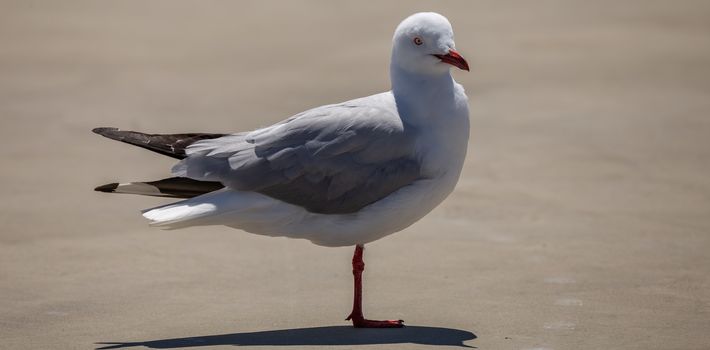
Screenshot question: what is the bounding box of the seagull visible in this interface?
[93,12,470,328]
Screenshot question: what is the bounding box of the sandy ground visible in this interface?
[1,1,710,349]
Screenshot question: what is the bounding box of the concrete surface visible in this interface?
[1,1,709,349]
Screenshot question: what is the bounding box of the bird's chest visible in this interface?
[395,82,470,178]
[415,111,469,179]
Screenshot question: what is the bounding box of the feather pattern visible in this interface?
[92,127,227,159]
[172,93,423,214]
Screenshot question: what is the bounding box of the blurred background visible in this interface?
[1,1,709,349]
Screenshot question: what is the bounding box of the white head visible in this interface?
[391,12,469,76]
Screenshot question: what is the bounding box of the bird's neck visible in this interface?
[390,65,456,126]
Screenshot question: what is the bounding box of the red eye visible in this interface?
[413,37,423,45]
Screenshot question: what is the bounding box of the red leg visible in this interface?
[345,245,404,328]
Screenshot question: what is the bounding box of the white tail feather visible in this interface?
[141,188,298,229]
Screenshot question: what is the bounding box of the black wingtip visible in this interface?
[92,127,119,136]
[94,183,119,193]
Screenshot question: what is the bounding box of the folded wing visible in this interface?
[173,96,422,214]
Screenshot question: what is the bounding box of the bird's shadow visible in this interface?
[95,325,477,349]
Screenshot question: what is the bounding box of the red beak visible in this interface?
[434,49,469,71]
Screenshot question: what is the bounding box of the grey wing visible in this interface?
[172,101,422,214]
